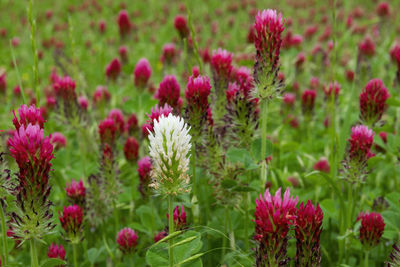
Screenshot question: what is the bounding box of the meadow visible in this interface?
[0,0,400,266]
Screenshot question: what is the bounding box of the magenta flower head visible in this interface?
[348,125,375,162]
[142,104,173,136]
[313,158,330,173]
[154,230,168,242]
[254,187,298,266]
[253,9,285,100]
[155,75,182,111]
[119,46,128,63]
[105,58,122,81]
[134,58,152,89]
[53,76,79,118]
[167,205,187,230]
[161,43,177,65]
[359,36,376,58]
[295,201,323,266]
[357,211,385,249]
[66,179,86,205]
[282,93,296,107]
[376,2,390,17]
[124,136,139,162]
[12,104,45,130]
[117,228,138,254]
[8,122,55,241]
[137,156,152,197]
[47,243,66,260]
[51,132,67,150]
[107,109,125,134]
[174,15,189,39]
[59,204,84,243]
[99,118,118,145]
[99,19,106,34]
[0,72,6,94]
[211,48,233,85]
[117,10,131,38]
[324,81,341,101]
[93,86,111,106]
[125,113,138,134]
[301,89,316,116]
[360,79,390,126]
[78,96,89,111]
[233,66,254,98]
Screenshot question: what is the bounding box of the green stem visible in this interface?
[113,201,120,234]
[260,101,268,185]
[243,192,250,252]
[28,0,39,104]
[168,195,174,267]
[0,205,8,266]
[227,208,235,250]
[73,243,78,267]
[364,250,369,267]
[221,208,228,263]
[30,239,39,267]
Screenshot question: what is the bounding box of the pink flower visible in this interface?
[295,52,305,68]
[301,90,316,115]
[0,73,6,94]
[348,125,375,162]
[185,75,212,113]
[324,81,341,100]
[211,48,233,81]
[78,96,89,110]
[359,36,376,57]
[124,137,139,162]
[376,2,390,17]
[99,20,106,33]
[59,205,84,238]
[142,104,173,136]
[117,10,131,38]
[66,179,86,205]
[98,118,118,144]
[155,75,182,111]
[283,93,296,107]
[107,109,125,134]
[174,15,189,38]
[51,132,67,150]
[379,131,388,144]
[47,243,66,260]
[254,187,298,265]
[93,86,111,105]
[53,76,76,102]
[357,211,385,249]
[134,58,152,89]
[12,104,45,130]
[232,66,254,98]
[154,230,168,242]
[119,46,128,63]
[161,43,177,65]
[116,228,138,254]
[313,158,330,173]
[105,58,122,81]
[295,201,323,266]
[167,205,187,230]
[138,156,152,182]
[360,79,390,125]
[125,113,138,134]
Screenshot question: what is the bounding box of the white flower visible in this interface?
[148,114,192,195]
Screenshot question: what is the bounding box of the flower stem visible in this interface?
[30,239,39,267]
[260,100,268,185]
[243,192,250,252]
[73,243,78,267]
[168,195,174,267]
[0,205,8,266]
[364,250,369,267]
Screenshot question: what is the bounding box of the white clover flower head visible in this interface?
[148,113,192,195]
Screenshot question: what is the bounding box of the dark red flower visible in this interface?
[116,228,138,254]
[155,75,181,111]
[174,15,189,38]
[185,74,212,113]
[357,211,385,249]
[98,118,118,144]
[59,205,84,238]
[348,125,375,162]
[47,243,66,260]
[66,179,86,205]
[105,58,122,81]
[134,58,152,89]
[360,79,390,125]
[12,104,45,130]
[167,205,187,230]
[359,36,376,57]
[124,137,139,162]
[142,104,173,136]
[313,158,330,173]
[301,90,316,115]
[117,10,131,38]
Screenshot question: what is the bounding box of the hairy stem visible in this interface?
[260,100,268,185]
[0,205,8,266]
[30,239,39,267]
[168,195,174,267]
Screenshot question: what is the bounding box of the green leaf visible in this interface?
[221,179,237,189]
[40,258,67,267]
[251,138,273,161]
[137,205,163,233]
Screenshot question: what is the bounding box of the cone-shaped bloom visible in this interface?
[252,9,285,100]
[8,122,55,241]
[137,156,152,197]
[125,113,138,134]
[360,79,390,126]
[93,86,111,105]
[161,43,176,65]
[324,81,341,100]
[254,187,298,266]
[185,75,212,113]
[99,118,118,145]
[116,228,138,254]
[12,104,45,130]
[117,10,131,38]
[78,96,89,111]
[119,46,128,63]
[348,125,375,162]
[295,201,323,267]
[134,58,152,89]
[59,205,84,243]
[124,137,139,162]
[174,15,189,39]
[107,109,125,134]
[0,73,6,94]
[142,104,173,136]
[359,36,376,58]
[155,75,182,111]
[376,2,390,17]
[66,179,86,205]
[313,158,330,173]
[47,243,66,260]
[357,211,385,249]
[148,114,191,195]
[211,48,233,81]
[105,58,122,81]
[51,132,66,150]
[167,205,187,230]
[53,76,76,101]
[301,90,316,116]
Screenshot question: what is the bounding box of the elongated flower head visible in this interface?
[313,158,330,173]
[0,73,6,94]
[211,48,233,80]
[59,204,84,242]
[390,43,400,69]
[105,58,122,81]
[301,90,316,115]
[359,36,376,57]
[174,15,189,38]
[137,156,152,197]
[47,243,66,260]
[51,132,66,150]
[117,10,131,38]
[93,86,111,105]
[324,81,341,100]
[233,66,254,98]
[167,205,187,230]
[117,228,138,254]
[254,187,298,266]
[156,75,182,111]
[360,79,390,126]
[126,113,138,134]
[53,76,76,101]
[66,179,86,205]
[142,104,173,136]
[78,96,89,111]
[107,109,125,134]
[148,114,191,196]
[99,118,118,145]
[377,2,390,17]
[283,93,295,107]
[124,137,139,162]
[348,125,375,162]
[134,58,152,89]
[161,43,176,65]
[13,104,45,130]
[119,46,128,63]
[357,211,385,249]
[295,201,323,266]
[185,74,212,114]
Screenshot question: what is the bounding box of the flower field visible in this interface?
[1,0,400,266]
